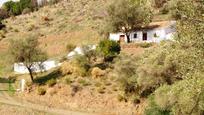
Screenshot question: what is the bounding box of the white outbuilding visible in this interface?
[67,45,96,59]
[14,60,60,74]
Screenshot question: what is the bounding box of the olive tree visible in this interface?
[104,0,153,42]
[10,36,47,82]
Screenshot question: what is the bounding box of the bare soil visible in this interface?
[15,83,147,115]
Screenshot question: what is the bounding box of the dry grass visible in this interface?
[0,0,107,75]
[39,28,99,57]
[0,103,49,115]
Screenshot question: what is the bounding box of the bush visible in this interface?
[20,0,33,10]
[153,0,167,8]
[70,85,81,96]
[97,39,120,59]
[66,44,75,52]
[137,42,154,48]
[132,95,140,105]
[71,55,91,76]
[114,53,139,95]
[0,9,9,20]
[46,79,57,87]
[22,8,31,14]
[65,77,72,85]
[117,94,127,102]
[91,67,105,78]
[97,86,106,94]
[77,78,90,86]
[145,96,171,115]
[37,87,46,95]
[60,61,76,75]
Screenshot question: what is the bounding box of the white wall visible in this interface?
[109,26,176,43]
[14,60,59,74]
[109,33,127,42]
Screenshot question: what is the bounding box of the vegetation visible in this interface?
[46,78,57,87]
[144,0,204,114]
[9,35,47,82]
[97,39,120,60]
[103,0,153,42]
[0,0,203,114]
[37,87,46,95]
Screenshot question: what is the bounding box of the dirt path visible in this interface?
[0,83,96,115]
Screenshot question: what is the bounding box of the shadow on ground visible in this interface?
[0,77,16,83]
[34,69,62,85]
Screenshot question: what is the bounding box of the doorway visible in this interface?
[143,32,147,41]
[119,35,125,42]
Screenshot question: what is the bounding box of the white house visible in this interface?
[109,21,176,43]
[14,60,61,74]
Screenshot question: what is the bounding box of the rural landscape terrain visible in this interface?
[0,0,203,115]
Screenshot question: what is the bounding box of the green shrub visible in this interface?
[46,79,57,87]
[77,78,90,86]
[66,44,75,52]
[117,94,127,102]
[131,95,140,105]
[97,86,106,94]
[71,55,91,76]
[145,96,171,115]
[114,53,139,95]
[97,39,120,59]
[94,82,102,87]
[20,0,33,10]
[65,77,72,85]
[37,87,46,95]
[137,42,153,48]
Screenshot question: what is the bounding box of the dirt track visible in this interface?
[0,83,95,115]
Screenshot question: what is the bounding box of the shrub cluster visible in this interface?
[37,87,46,95]
[46,79,57,87]
[97,39,120,61]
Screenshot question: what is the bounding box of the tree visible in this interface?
[20,0,33,11]
[104,0,153,42]
[97,39,120,60]
[2,1,21,16]
[9,36,47,82]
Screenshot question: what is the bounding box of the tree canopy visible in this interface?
[9,35,47,82]
[103,0,153,42]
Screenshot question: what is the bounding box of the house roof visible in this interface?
[134,21,176,31]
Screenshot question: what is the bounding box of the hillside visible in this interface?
[0,0,172,75]
[0,0,203,115]
[0,0,111,75]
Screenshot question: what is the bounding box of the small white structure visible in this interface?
[67,45,96,59]
[14,60,59,74]
[109,21,176,43]
[20,79,26,92]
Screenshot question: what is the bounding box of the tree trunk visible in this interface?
[126,33,130,43]
[27,67,34,82]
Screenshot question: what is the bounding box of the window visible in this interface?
[133,33,137,38]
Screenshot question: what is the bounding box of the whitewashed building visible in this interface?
[109,21,176,43]
[14,60,61,74]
